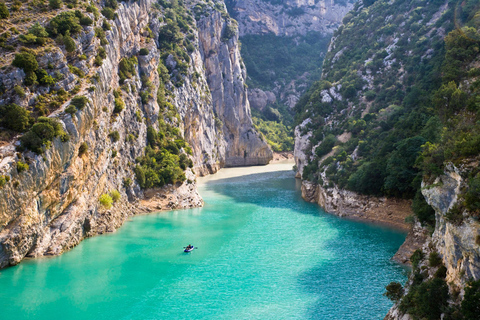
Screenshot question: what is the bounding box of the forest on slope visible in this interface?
[295,0,480,228]
[296,0,480,317]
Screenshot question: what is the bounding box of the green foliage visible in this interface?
[70,95,88,110]
[78,142,88,156]
[399,278,449,320]
[0,104,32,132]
[134,122,190,189]
[0,2,9,19]
[411,249,424,269]
[0,175,10,188]
[464,175,480,214]
[12,52,38,73]
[108,131,120,142]
[20,117,66,153]
[412,190,436,227]
[65,105,77,115]
[315,134,337,158]
[99,193,113,209]
[63,35,76,53]
[110,189,121,202]
[16,161,29,173]
[118,57,137,84]
[139,48,149,56]
[241,32,330,92]
[429,251,442,268]
[114,97,125,113]
[47,11,82,37]
[101,7,115,20]
[222,23,236,42]
[384,282,404,302]
[462,280,480,320]
[252,117,294,151]
[49,0,62,9]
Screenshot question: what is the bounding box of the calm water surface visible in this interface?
[0,164,407,319]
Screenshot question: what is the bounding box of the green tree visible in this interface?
[49,0,62,9]
[12,52,38,73]
[462,280,480,320]
[63,34,76,53]
[0,104,31,132]
[0,2,9,19]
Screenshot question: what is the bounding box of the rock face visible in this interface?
[0,0,271,268]
[228,0,353,36]
[301,179,411,231]
[385,162,480,319]
[423,164,480,287]
[198,9,272,167]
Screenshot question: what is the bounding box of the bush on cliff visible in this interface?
[99,193,113,209]
[0,104,33,132]
[20,117,67,153]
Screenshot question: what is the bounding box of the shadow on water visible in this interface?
[205,168,408,320]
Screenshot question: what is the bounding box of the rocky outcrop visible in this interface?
[0,0,271,268]
[248,88,276,111]
[422,164,480,287]
[197,8,272,167]
[301,180,411,231]
[229,0,353,36]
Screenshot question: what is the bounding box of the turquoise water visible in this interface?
[0,167,406,319]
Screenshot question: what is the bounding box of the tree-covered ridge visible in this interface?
[295,0,480,218]
[239,32,330,151]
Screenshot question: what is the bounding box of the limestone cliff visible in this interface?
[0,0,271,268]
[227,0,353,36]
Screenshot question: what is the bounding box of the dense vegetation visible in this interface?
[132,0,196,190]
[295,0,480,227]
[240,32,331,151]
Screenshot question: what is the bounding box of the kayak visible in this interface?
[184,246,195,252]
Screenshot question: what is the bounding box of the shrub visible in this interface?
[99,193,113,209]
[68,65,84,78]
[139,48,149,56]
[0,175,10,188]
[411,249,424,269]
[101,7,115,20]
[110,189,120,202]
[315,134,337,158]
[12,52,38,73]
[222,23,236,42]
[123,177,132,187]
[118,57,137,84]
[114,98,124,113]
[14,85,26,98]
[400,278,449,320]
[0,104,31,132]
[108,131,120,142]
[462,280,480,319]
[429,251,443,267]
[63,35,76,53]
[78,142,88,156]
[70,95,88,109]
[434,265,447,279]
[134,165,146,188]
[20,117,65,153]
[79,16,93,26]
[16,161,29,173]
[384,282,404,302]
[65,105,77,115]
[97,47,106,59]
[47,11,82,37]
[49,0,62,9]
[0,2,9,19]
[94,55,103,66]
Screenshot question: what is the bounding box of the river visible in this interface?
[0,162,406,319]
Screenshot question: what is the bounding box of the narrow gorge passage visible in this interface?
[0,163,406,319]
